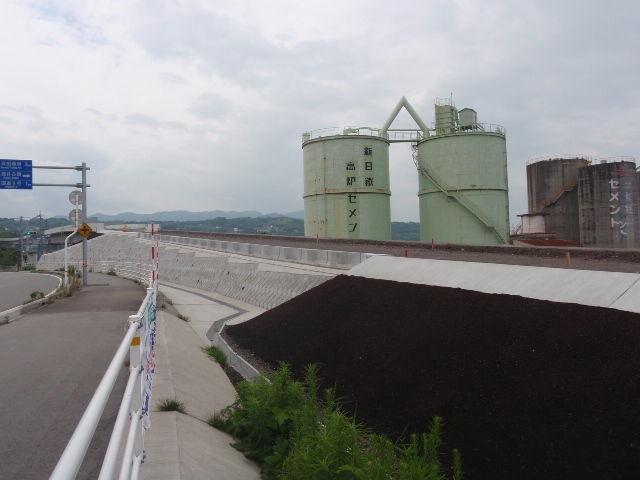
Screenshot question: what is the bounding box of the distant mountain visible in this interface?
[91,210,303,222]
[285,210,304,220]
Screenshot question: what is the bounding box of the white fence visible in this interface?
[50,277,157,480]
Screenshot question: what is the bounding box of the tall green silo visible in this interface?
[302,128,391,240]
[416,100,509,244]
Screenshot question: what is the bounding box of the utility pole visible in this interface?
[81,162,88,285]
[18,216,24,268]
[35,211,44,261]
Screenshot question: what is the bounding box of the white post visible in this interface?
[64,196,81,289]
[63,227,79,289]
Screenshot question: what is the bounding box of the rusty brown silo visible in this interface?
[526,155,591,243]
[578,158,639,248]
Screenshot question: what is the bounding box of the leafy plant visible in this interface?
[213,364,462,480]
[23,291,45,304]
[30,291,45,301]
[177,314,190,322]
[156,396,186,413]
[107,269,117,276]
[201,345,228,366]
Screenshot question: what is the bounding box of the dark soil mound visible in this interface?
[224,275,640,480]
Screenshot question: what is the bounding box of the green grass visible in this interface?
[206,412,228,430]
[212,364,462,480]
[156,396,186,413]
[201,345,228,366]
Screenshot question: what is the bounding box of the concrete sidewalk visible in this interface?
[143,283,264,479]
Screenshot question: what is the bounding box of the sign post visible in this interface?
[2,160,90,285]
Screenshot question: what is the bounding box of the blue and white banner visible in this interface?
[141,281,157,429]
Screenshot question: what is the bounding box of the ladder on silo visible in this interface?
[412,144,507,244]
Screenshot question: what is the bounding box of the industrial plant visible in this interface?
[520,156,640,248]
[303,97,639,249]
[302,96,509,245]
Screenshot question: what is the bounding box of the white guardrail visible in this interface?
[50,274,157,480]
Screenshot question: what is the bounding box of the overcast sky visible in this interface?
[1,0,638,227]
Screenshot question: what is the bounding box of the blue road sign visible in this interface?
[0,159,33,189]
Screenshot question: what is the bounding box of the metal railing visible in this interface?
[526,154,592,166]
[430,122,506,136]
[98,261,153,284]
[593,156,636,164]
[302,126,388,143]
[50,278,156,480]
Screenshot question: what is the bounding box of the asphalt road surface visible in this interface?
[0,272,62,312]
[0,273,146,480]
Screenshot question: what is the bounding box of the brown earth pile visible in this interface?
[224,275,640,480]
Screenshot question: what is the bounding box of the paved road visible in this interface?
[0,273,146,480]
[0,272,61,312]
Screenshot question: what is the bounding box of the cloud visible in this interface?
[125,114,188,131]
[1,0,639,231]
[189,93,231,120]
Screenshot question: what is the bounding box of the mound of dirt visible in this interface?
[224,275,640,480]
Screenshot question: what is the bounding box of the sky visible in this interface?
[0,0,639,228]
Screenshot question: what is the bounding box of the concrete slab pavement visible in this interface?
[158,282,265,344]
[143,283,263,479]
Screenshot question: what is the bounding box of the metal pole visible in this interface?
[19,216,23,268]
[82,162,88,286]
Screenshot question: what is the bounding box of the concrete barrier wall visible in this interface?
[142,233,372,269]
[36,233,336,311]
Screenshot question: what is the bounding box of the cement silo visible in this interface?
[578,159,639,248]
[526,155,591,244]
[416,99,509,245]
[302,128,392,240]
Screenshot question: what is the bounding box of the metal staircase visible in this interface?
[533,178,578,213]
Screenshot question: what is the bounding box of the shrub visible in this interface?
[30,291,45,301]
[214,364,462,480]
[23,291,45,304]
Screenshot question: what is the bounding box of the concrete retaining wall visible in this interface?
[347,256,640,313]
[36,233,338,310]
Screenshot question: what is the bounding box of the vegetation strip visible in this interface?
[211,364,462,480]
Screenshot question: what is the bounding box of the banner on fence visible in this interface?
[142,281,157,429]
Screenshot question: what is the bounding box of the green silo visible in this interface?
[416,100,509,244]
[302,128,391,240]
